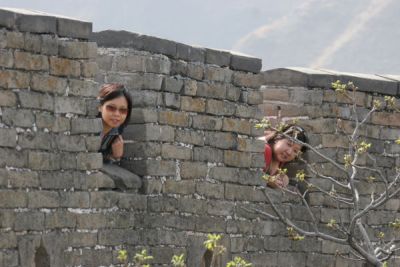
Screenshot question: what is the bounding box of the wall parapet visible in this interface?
[0,8,92,39]
[262,67,400,96]
[90,30,262,73]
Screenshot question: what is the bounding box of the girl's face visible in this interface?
[99,96,128,131]
[272,138,302,163]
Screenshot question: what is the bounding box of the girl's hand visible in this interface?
[111,135,124,159]
[267,174,289,189]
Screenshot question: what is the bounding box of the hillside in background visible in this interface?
[234,0,400,74]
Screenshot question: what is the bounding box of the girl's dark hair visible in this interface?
[97,83,133,130]
[268,124,308,152]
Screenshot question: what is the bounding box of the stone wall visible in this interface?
[0,7,399,267]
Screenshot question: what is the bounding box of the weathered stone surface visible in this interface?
[205,48,231,67]
[230,52,262,73]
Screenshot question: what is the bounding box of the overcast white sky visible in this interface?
[1,0,399,74]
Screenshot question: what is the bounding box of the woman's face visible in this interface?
[272,138,302,163]
[99,96,128,130]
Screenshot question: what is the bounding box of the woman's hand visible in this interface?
[111,135,124,159]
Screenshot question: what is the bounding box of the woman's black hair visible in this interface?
[97,83,133,130]
[268,124,308,152]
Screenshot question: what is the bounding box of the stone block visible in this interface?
[31,73,67,95]
[176,43,205,62]
[175,129,205,146]
[163,92,181,109]
[192,115,223,131]
[148,196,178,212]
[238,169,264,186]
[39,171,77,190]
[76,152,103,170]
[89,191,119,208]
[235,104,258,119]
[162,77,183,93]
[4,31,24,49]
[0,128,16,147]
[59,191,90,208]
[1,168,39,188]
[36,113,70,132]
[124,124,174,142]
[55,134,86,152]
[0,250,19,266]
[245,89,263,105]
[225,184,266,202]
[195,216,226,232]
[129,108,158,123]
[27,191,60,208]
[163,179,196,195]
[144,55,171,74]
[18,131,54,150]
[0,49,13,68]
[59,41,97,59]
[141,34,177,58]
[115,54,144,72]
[205,48,231,67]
[233,72,263,89]
[67,232,97,247]
[57,17,92,39]
[124,142,161,158]
[204,131,237,149]
[0,69,30,88]
[226,85,241,101]
[18,91,54,111]
[75,213,108,229]
[371,112,400,127]
[277,252,306,267]
[237,138,264,153]
[49,56,81,78]
[187,63,204,80]
[180,161,208,179]
[54,96,86,114]
[209,166,239,183]
[23,32,41,53]
[161,144,192,160]
[230,53,262,73]
[193,146,224,163]
[14,51,48,71]
[128,89,162,107]
[181,96,206,112]
[0,190,27,208]
[68,79,98,97]
[40,34,58,55]
[262,67,335,88]
[0,148,27,168]
[118,193,147,210]
[224,150,252,167]
[222,118,251,135]
[125,159,176,176]
[28,151,60,171]
[0,9,16,29]
[0,90,17,107]
[261,86,290,101]
[14,211,45,231]
[204,66,233,82]
[81,61,98,78]
[177,197,207,214]
[85,136,102,152]
[71,118,102,134]
[0,232,17,249]
[159,110,189,127]
[196,82,227,99]
[206,99,236,116]
[183,79,198,96]
[196,182,224,199]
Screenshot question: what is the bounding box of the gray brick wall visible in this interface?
[1,7,400,267]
